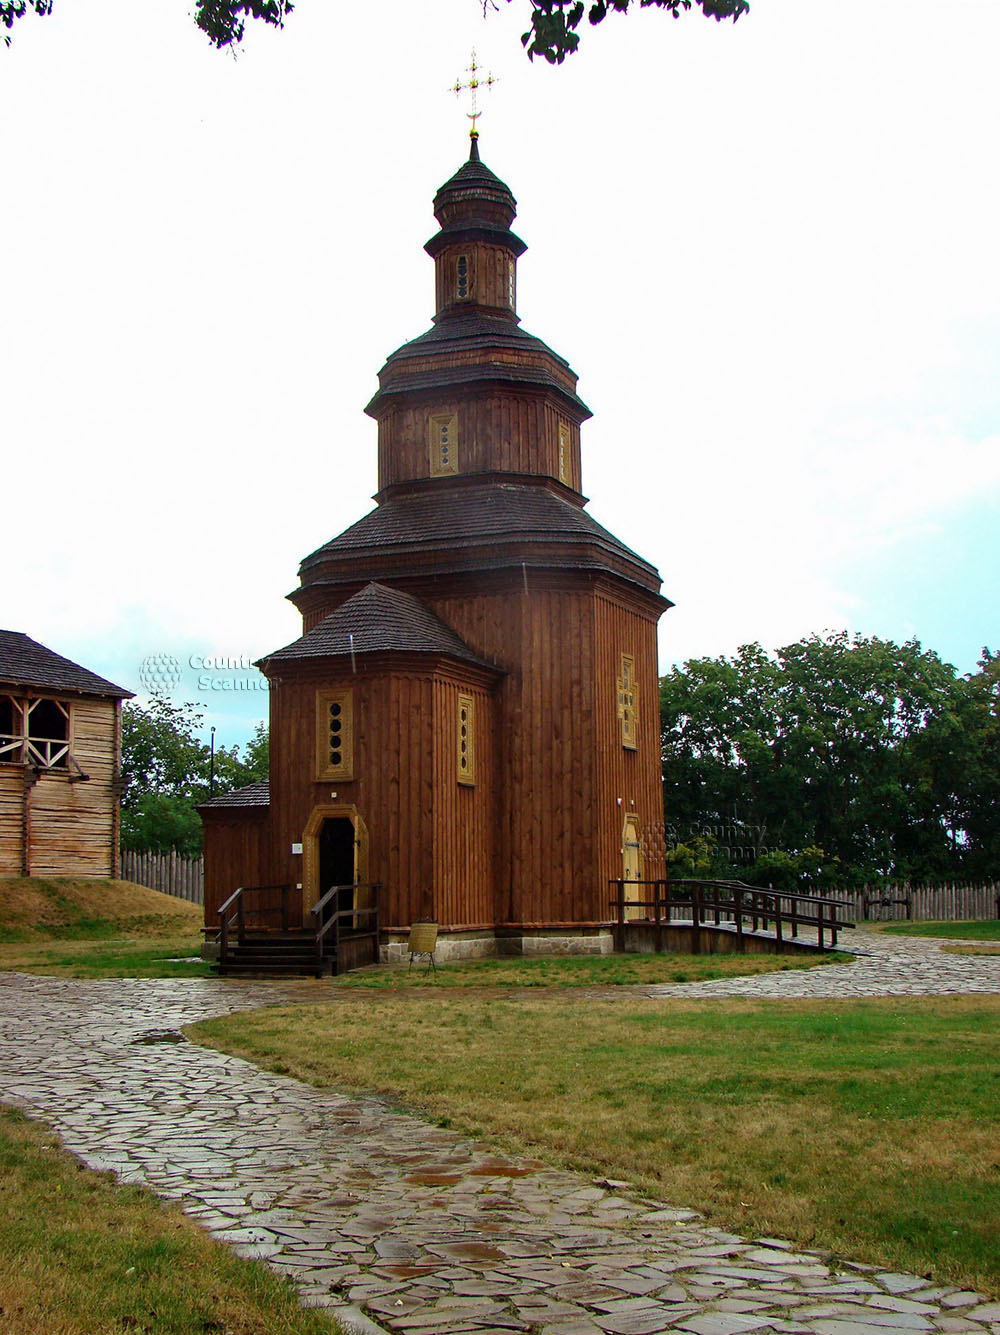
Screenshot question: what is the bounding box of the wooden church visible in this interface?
[201,133,671,964]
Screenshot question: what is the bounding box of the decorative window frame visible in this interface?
[316,688,354,781]
[616,655,637,751]
[558,421,571,485]
[457,693,475,786]
[429,412,459,477]
[507,258,516,310]
[455,252,471,300]
[0,695,70,768]
[0,695,24,763]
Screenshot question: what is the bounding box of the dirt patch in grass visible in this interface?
[0,1106,340,1335]
[876,919,1000,941]
[190,991,1000,1296]
[941,944,1000,957]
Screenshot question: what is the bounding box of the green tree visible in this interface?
[3,0,744,55]
[512,0,748,64]
[211,718,269,793]
[660,632,964,886]
[901,649,1000,879]
[120,698,267,855]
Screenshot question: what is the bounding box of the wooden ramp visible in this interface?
[609,878,854,954]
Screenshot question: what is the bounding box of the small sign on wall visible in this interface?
[291,842,303,855]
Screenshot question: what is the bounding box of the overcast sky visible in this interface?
[3,0,998,747]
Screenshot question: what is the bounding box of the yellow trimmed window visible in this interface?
[617,655,637,750]
[508,259,516,309]
[558,422,571,485]
[429,413,458,476]
[316,689,354,780]
[456,253,471,300]
[457,693,475,785]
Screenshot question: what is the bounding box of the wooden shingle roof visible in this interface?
[298,483,664,591]
[261,583,496,671]
[0,630,133,699]
[199,781,270,811]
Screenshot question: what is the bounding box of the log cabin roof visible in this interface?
[199,781,270,810]
[298,482,664,592]
[0,630,133,699]
[261,583,496,670]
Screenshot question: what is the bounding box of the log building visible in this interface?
[201,136,672,961]
[0,631,132,878]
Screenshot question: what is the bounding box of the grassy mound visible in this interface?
[0,877,209,978]
[0,876,201,943]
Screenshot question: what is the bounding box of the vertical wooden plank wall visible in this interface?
[378,392,582,491]
[430,676,495,929]
[28,699,118,878]
[592,587,666,905]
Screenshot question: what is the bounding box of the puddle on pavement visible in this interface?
[131,1029,186,1045]
[469,1159,537,1178]
[404,1171,464,1187]
[444,1242,507,1262]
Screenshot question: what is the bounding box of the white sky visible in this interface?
[3,0,998,747]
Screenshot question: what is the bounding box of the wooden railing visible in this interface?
[609,878,854,952]
[217,882,294,961]
[310,882,381,968]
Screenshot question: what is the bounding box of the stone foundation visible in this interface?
[380,928,614,965]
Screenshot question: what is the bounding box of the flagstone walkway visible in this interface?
[1,932,999,1335]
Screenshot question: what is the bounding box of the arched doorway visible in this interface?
[302,804,370,926]
[319,816,356,919]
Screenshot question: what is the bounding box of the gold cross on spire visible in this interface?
[449,49,498,139]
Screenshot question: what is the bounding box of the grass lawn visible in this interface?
[0,876,212,978]
[876,919,1000,941]
[0,1106,341,1335]
[190,991,1000,1296]
[335,948,851,989]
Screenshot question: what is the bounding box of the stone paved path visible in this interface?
[642,927,1000,1000]
[2,932,999,1335]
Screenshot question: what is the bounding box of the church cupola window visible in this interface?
[456,253,471,300]
[429,413,459,476]
[558,422,571,485]
[617,655,637,750]
[457,693,475,785]
[508,259,516,310]
[317,688,354,780]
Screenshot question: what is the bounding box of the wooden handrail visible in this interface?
[609,877,854,952]
[309,883,381,962]
[216,883,294,964]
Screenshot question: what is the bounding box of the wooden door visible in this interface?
[319,817,356,920]
[622,814,643,921]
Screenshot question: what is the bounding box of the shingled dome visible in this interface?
[426,136,526,259]
[260,583,495,671]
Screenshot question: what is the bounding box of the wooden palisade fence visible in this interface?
[845,881,999,922]
[753,883,997,926]
[120,848,204,905]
